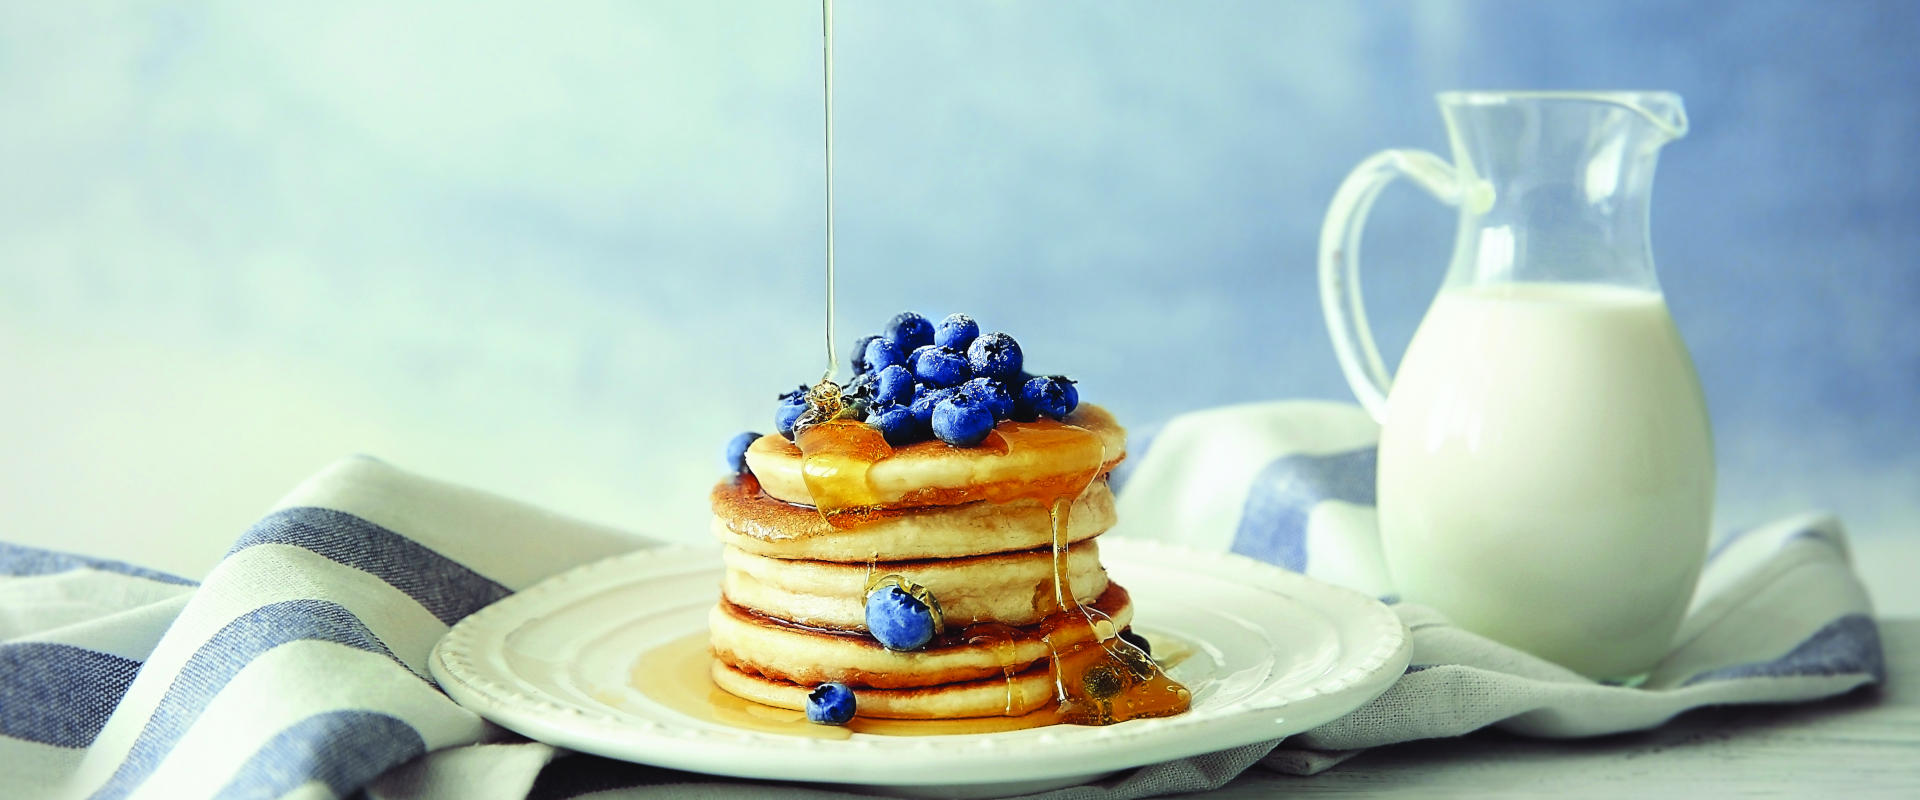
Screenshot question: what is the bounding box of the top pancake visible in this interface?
[744,404,1126,509]
[711,476,1114,561]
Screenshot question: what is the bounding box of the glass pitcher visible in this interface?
[1318,91,1714,680]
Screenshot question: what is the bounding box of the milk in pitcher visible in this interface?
[1376,282,1714,678]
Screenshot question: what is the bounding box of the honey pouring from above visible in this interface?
[666,1,1185,732]
[698,312,1190,733]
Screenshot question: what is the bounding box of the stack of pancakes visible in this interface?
[707,405,1131,719]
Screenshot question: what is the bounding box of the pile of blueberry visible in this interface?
[776,312,1082,448]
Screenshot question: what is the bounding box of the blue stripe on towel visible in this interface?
[212,711,424,800]
[0,542,197,587]
[1230,447,1377,572]
[1684,613,1887,686]
[88,599,423,800]
[229,507,510,625]
[1786,526,1848,552]
[0,643,141,748]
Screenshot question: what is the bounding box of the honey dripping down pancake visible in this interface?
[696,2,1187,729]
[789,389,1190,726]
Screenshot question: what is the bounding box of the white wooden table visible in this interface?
[1197,618,1919,797]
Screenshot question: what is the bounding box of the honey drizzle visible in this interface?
[798,0,845,421]
[1035,442,1191,725]
[788,418,1190,725]
[961,622,1024,716]
[794,418,894,528]
[818,0,838,384]
[716,0,1186,733]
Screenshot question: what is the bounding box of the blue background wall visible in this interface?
[2,1,1915,599]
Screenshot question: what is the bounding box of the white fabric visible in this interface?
[1114,401,1884,770]
[0,403,1885,798]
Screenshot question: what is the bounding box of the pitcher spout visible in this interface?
[1617,91,1688,142]
[1433,90,1688,292]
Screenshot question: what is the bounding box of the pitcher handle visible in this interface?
[1318,149,1470,421]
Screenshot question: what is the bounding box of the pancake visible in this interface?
[711,659,1058,719]
[743,405,1125,509]
[702,396,1186,725]
[710,477,1115,561]
[708,583,1133,689]
[721,542,1106,629]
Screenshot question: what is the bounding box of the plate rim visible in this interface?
[429,538,1409,788]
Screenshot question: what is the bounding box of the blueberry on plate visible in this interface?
[806,682,857,725]
[912,346,971,388]
[957,376,1014,420]
[864,337,905,373]
[866,404,918,446]
[966,332,1023,382]
[935,313,979,350]
[872,364,916,406]
[866,583,938,650]
[884,312,935,352]
[723,432,759,475]
[932,392,995,446]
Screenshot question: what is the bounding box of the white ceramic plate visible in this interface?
[429,539,1409,798]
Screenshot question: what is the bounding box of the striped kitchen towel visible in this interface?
[1,457,644,799]
[0,401,1886,798]
[1115,401,1887,774]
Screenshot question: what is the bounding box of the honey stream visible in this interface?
[640,0,1186,736]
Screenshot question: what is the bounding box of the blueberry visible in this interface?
[806,682,857,725]
[956,377,1014,420]
[1057,377,1080,414]
[1118,629,1153,657]
[723,432,759,475]
[911,346,971,388]
[932,392,995,446]
[775,385,810,438]
[866,404,918,445]
[843,370,875,402]
[866,364,912,407]
[864,337,905,372]
[884,312,935,352]
[909,386,957,434]
[907,345,937,376]
[850,334,879,375]
[866,584,938,650]
[966,332,1023,382]
[775,399,808,438]
[1016,375,1079,421]
[935,313,979,350]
